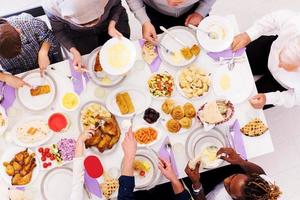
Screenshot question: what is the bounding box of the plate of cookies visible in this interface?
[160,98,197,134]
[106,87,151,118]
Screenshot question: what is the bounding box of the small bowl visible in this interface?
[60,92,80,112]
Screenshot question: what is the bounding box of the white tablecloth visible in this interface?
[0,15,274,200]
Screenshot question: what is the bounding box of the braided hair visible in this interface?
[243,174,282,200]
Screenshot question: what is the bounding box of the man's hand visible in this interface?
[108,20,123,38]
[185,162,201,187]
[231,32,251,52]
[3,74,31,89]
[70,47,84,72]
[158,158,178,182]
[122,127,137,161]
[78,129,94,143]
[142,22,158,44]
[185,13,204,26]
[249,93,266,109]
[38,51,50,77]
[217,147,244,165]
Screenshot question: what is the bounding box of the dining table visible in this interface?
[0,15,274,200]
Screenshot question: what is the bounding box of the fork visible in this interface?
[158,42,175,56]
[188,24,219,40]
[95,119,106,130]
[50,67,78,81]
[228,52,236,71]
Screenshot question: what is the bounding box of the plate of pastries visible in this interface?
[79,101,121,154]
[1,148,39,186]
[160,98,197,134]
[87,47,125,87]
[106,87,151,118]
[17,70,57,111]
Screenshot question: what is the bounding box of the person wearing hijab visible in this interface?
[42,0,130,71]
[231,10,300,109]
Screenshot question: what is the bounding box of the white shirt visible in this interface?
[70,157,85,200]
[206,183,232,200]
[246,10,300,108]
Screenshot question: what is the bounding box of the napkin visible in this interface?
[158,136,179,176]
[69,59,89,95]
[0,83,16,113]
[84,170,102,198]
[230,120,247,160]
[207,48,246,61]
[139,39,162,73]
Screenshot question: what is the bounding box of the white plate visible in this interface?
[41,167,73,200]
[197,16,234,52]
[12,116,53,148]
[133,148,161,190]
[185,128,225,169]
[133,125,163,147]
[100,37,137,76]
[212,65,254,104]
[175,67,210,100]
[87,47,125,87]
[0,147,40,186]
[159,26,198,67]
[0,106,8,136]
[17,71,57,111]
[106,87,151,118]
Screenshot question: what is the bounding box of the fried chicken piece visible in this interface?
[85,130,101,147]
[12,161,22,171]
[11,171,33,185]
[94,52,102,72]
[5,164,14,176]
[101,116,119,136]
[97,135,111,153]
[108,130,120,149]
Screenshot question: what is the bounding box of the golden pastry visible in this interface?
[30,85,51,96]
[116,92,135,115]
[183,103,196,118]
[179,117,192,129]
[191,44,201,56]
[161,99,175,114]
[171,106,184,120]
[166,119,181,133]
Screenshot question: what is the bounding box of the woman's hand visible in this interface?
[217,147,244,165]
[108,20,123,38]
[249,93,266,109]
[70,47,84,72]
[3,74,31,89]
[231,32,251,52]
[75,129,94,157]
[185,162,201,186]
[142,22,157,44]
[185,13,204,26]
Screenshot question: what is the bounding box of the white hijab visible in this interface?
[43,0,109,25]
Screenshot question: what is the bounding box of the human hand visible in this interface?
[185,12,204,26]
[158,158,178,182]
[38,52,50,77]
[217,147,244,165]
[249,93,266,109]
[122,127,137,160]
[231,32,251,52]
[108,20,123,38]
[167,0,186,6]
[185,162,200,185]
[142,22,158,44]
[78,129,94,143]
[70,47,85,72]
[3,74,31,89]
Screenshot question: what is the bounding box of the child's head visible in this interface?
[0,19,21,59]
[279,35,300,72]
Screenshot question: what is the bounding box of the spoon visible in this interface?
[188,24,219,40]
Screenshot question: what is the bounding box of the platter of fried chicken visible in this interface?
[79,101,121,154]
[1,148,39,186]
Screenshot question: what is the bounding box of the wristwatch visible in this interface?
[192,183,203,195]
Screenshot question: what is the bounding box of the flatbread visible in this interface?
[142,41,157,65]
[240,118,268,137]
[200,101,224,124]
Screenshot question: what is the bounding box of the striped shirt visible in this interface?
[0,13,57,75]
